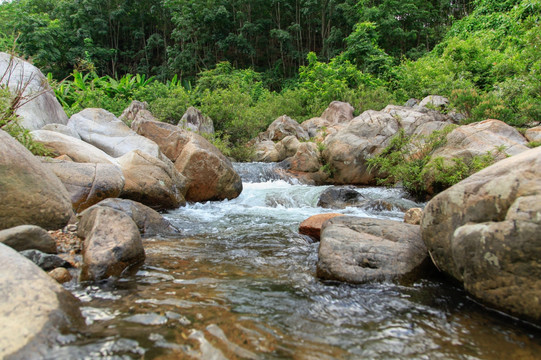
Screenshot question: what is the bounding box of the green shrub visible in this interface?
[0,87,52,156]
[149,87,192,124]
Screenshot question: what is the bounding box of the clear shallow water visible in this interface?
[53,163,541,359]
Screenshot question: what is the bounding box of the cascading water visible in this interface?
[53,162,541,359]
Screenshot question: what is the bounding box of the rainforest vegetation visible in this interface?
[1,0,540,157]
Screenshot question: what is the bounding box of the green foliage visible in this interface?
[149,87,192,124]
[528,141,541,148]
[293,52,386,116]
[391,0,541,126]
[366,126,452,199]
[367,125,499,199]
[0,87,52,156]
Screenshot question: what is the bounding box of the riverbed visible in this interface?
[52,163,541,359]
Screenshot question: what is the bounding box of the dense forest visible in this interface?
[1,0,540,157]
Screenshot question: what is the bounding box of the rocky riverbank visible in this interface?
[1,52,540,357]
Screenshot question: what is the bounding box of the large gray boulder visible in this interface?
[317,216,428,283]
[253,140,282,163]
[421,147,541,324]
[42,158,125,213]
[0,225,57,254]
[78,206,145,281]
[321,101,355,124]
[0,243,82,359]
[68,108,161,158]
[81,198,180,237]
[0,130,74,230]
[322,110,400,184]
[41,123,81,139]
[131,114,242,202]
[178,106,214,134]
[287,142,321,173]
[261,115,309,141]
[418,95,449,110]
[0,52,68,130]
[31,129,118,165]
[424,119,529,194]
[118,150,187,210]
[322,106,455,185]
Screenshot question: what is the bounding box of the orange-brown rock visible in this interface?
[131,112,242,202]
[299,213,343,241]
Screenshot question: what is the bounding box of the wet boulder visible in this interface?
[0,52,68,130]
[317,216,428,284]
[0,130,74,230]
[131,115,242,202]
[317,186,366,209]
[118,150,187,210]
[31,129,119,165]
[81,198,180,237]
[42,159,125,213]
[0,225,57,254]
[421,146,541,324]
[78,206,145,281]
[178,106,214,135]
[299,213,343,241]
[21,249,71,271]
[68,108,161,158]
[0,243,82,359]
[321,101,355,124]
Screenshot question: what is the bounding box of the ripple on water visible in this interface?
[56,171,541,359]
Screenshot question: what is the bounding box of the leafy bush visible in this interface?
[366,125,493,199]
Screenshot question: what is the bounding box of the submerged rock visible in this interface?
[317,216,428,284]
[0,243,82,359]
[422,146,541,324]
[317,186,365,209]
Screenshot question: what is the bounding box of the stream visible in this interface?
[52,162,541,359]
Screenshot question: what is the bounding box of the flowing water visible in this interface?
[53,163,541,359]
